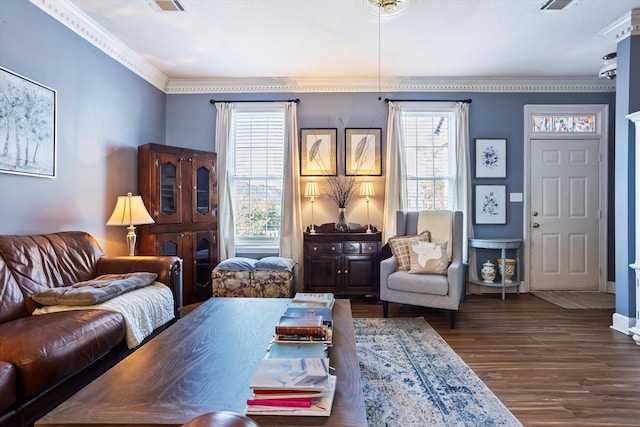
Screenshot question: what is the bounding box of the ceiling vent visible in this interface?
[149,0,186,11]
[540,0,574,10]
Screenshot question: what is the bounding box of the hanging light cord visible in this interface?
[378,5,382,101]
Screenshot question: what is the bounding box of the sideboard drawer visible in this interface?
[361,242,378,254]
[306,243,323,254]
[343,242,361,254]
[324,243,342,254]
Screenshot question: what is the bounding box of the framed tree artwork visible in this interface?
[475,138,506,178]
[0,66,56,178]
[300,128,337,176]
[345,128,381,176]
[475,185,506,224]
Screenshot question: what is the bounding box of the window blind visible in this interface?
[232,109,285,246]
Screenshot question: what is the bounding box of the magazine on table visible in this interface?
[245,374,337,417]
[266,342,328,359]
[249,358,330,392]
[290,292,335,309]
[284,306,333,323]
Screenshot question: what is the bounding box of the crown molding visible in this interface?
[166,76,615,94]
[29,0,169,91]
[31,0,615,95]
[599,9,640,41]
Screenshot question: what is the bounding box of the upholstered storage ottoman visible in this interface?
[212,257,296,298]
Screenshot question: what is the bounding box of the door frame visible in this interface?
[523,104,609,293]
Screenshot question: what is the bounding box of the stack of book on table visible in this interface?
[245,293,337,417]
[245,357,337,416]
[274,292,334,345]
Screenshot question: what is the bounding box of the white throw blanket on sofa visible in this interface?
[33,282,174,349]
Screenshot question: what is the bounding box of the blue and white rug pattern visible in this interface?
[354,317,522,427]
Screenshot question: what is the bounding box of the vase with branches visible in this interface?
[326,175,357,232]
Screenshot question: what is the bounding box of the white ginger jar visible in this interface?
[481,260,496,283]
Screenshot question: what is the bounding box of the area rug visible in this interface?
[353,318,521,427]
[531,290,615,309]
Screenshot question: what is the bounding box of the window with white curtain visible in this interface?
[402,109,456,210]
[231,105,285,250]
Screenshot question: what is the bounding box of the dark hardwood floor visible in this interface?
[185,293,640,426]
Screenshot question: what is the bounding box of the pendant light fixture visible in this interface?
[368,0,402,13]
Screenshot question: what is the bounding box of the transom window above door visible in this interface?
[532,115,596,133]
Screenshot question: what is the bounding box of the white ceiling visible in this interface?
[34,0,640,92]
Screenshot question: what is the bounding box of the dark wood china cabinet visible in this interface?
[138,143,218,305]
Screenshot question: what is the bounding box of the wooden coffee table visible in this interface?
[36,298,367,427]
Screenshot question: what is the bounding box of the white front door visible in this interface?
[529,138,601,290]
[524,104,609,293]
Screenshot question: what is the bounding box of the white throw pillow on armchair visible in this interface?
[408,241,449,275]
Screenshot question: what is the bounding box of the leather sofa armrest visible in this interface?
[96,256,183,318]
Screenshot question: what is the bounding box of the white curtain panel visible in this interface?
[214,102,235,261]
[455,101,472,265]
[279,101,304,291]
[382,101,407,242]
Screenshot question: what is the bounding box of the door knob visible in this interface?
[532,222,540,228]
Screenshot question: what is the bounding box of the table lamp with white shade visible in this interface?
[106,192,155,256]
[360,181,375,234]
[304,181,320,233]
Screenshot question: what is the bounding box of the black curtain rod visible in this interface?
[384,98,472,104]
[210,99,300,104]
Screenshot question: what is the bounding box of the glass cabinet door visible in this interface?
[192,158,215,223]
[155,153,182,224]
[191,231,214,302]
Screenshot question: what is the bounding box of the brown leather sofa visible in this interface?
[0,231,182,427]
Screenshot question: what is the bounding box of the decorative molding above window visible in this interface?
[165,77,615,94]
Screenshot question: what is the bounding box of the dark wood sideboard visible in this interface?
[303,231,381,297]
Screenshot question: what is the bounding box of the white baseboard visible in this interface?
[611,312,635,335]
[606,281,616,294]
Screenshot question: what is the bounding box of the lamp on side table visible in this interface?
[107,192,155,256]
[360,181,375,234]
[304,181,321,233]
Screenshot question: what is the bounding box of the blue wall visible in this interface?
[167,90,616,279]
[0,0,166,255]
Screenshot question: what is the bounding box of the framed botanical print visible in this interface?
[0,67,56,178]
[345,128,381,176]
[475,138,506,178]
[300,128,337,176]
[475,185,506,224]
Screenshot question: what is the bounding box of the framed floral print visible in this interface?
[475,185,506,224]
[300,128,337,176]
[345,128,381,176]
[475,138,506,178]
